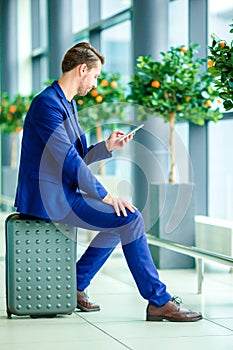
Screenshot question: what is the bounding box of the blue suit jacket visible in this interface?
[14,81,111,220]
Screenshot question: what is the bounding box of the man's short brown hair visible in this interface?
[62,42,105,73]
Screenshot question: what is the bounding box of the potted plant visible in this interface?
[0,91,34,135]
[208,22,233,111]
[127,43,223,268]
[74,70,126,176]
[0,91,34,203]
[128,42,222,184]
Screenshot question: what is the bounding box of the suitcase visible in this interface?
[5,213,77,318]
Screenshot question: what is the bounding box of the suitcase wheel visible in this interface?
[7,309,12,319]
[30,314,57,319]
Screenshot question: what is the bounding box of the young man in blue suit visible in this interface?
[15,42,202,322]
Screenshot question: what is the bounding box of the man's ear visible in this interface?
[79,63,88,76]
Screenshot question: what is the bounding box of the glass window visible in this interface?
[168,0,189,47]
[31,0,48,91]
[72,0,89,32]
[208,119,233,220]
[175,122,190,183]
[208,0,233,114]
[100,20,131,86]
[101,0,131,19]
[208,0,233,220]
[208,0,233,44]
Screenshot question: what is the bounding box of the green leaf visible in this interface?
[223,99,233,110]
[219,92,230,99]
[208,66,219,74]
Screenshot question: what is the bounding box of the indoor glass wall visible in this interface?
[31,0,48,92]
[208,0,233,220]
[72,0,89,33]
[101,0,131,19]
[100,20,131,85]
[168,0,189,181]
[169,0,189,47]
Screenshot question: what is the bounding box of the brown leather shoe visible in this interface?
[146,296,202,322]
[76,290,100,312]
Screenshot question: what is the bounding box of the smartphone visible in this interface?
[118,124,144,142]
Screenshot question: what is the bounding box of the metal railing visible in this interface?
[146,234,233,293]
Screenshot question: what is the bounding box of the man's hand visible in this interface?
[102,193,136,217]
[105,130,134,152]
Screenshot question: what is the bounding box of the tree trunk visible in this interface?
[10,132,17,168]
[96,124,104,176]
[168,112,176,184]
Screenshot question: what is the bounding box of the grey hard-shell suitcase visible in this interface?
[5,213,77,318]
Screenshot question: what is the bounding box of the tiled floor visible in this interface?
[0,211,233,350]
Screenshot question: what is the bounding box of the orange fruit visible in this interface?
[77,99,83,105]
[151,80,160,88]
[16,126,23,132]
[208,60,214,67]
[205,100,212,108]
[180,46,187,53]
[9,105,17,113]
[91,89,98,97]
[219,41,226,48]
[185,96,191,101]
[176,105,181,111]
[110,81,118,88]
[7,114,13,120]
[95,95,103,103]
[100,79,109,87]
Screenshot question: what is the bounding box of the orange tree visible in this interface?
[0,91,34,134]
[208,22,233,111]
[74,71,126,141]
[127,43,222,184]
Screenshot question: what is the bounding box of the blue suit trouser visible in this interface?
[62,193,171,307]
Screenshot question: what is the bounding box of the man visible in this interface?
[15,42,202,322]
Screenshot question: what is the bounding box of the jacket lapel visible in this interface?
[52,81,85,156]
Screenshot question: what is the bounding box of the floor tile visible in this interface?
[124,335,233,350]
[0,316,108,343]
[0,339,128,350]
[75,292,146,323]
[92,318,232,340]
[208,318,233,331]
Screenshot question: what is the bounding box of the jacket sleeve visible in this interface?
[73,100,113,166]
[81,137,112,166]
[31,95,108,200]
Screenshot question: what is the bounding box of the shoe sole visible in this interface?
[76,302,100,312]
[146,315,203,322]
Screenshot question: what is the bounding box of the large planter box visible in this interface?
[2,166,18,198]
[149,183,195,269]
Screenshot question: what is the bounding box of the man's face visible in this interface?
[77,60,101,96]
